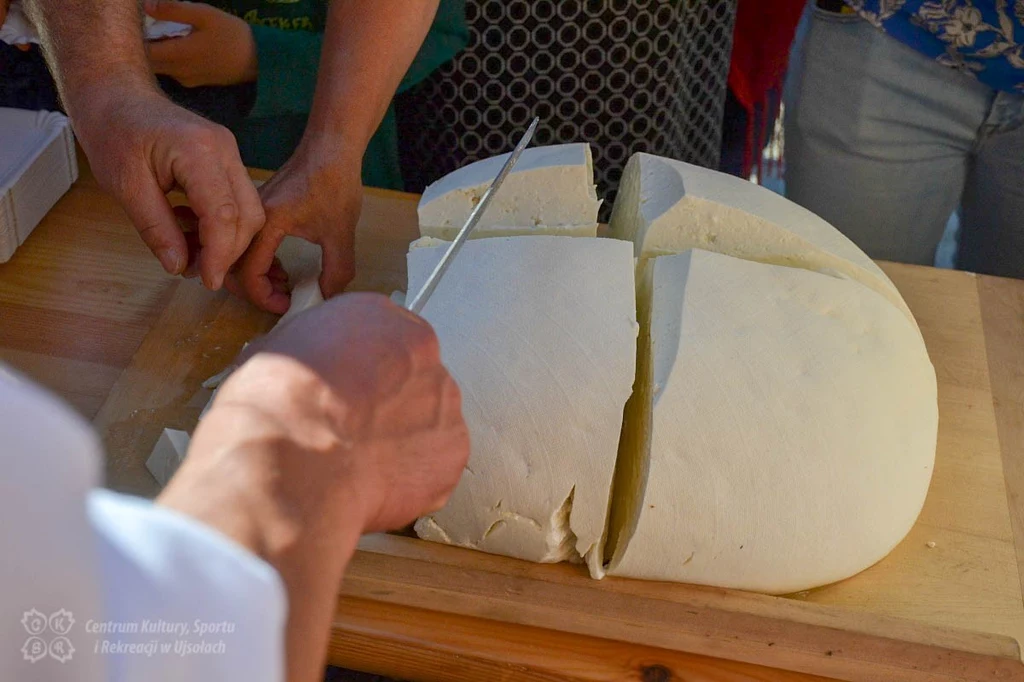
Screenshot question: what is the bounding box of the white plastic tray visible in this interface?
[0,108,77,262]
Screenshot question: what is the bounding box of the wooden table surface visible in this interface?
[2,166,1023,682]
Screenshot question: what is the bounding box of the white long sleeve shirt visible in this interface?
[0,368,286,681]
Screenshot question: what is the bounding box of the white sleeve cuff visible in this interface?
[86,490,287,682]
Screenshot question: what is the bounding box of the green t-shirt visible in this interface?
[205,0,467,189]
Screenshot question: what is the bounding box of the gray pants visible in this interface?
[785,5,1024,279]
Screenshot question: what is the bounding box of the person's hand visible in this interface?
[158,293,469,682]
[72,84,264,289]
[166,292,469,535]
[238,144,363,314]
[145,0,258,88]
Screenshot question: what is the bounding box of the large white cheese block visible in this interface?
[609,153,915,326]
[409,236,638,576]
[604,249,937,593]
[418,143,601,240]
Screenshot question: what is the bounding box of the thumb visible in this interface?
[318,233,356,298]
[145,0,205,25]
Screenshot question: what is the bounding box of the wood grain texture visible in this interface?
[0,171,171,422]
[338,535,1021,682]
[91,279,277,496]
[331,597,839,682]
[4,168,1024,681]
[978,276,1024,616]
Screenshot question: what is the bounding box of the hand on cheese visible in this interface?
[605,250,937,593]
[418,143,601,240]
[408,236,638,575]
[609,153,915,326]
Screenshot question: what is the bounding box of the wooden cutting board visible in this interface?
[1,167,1022,681]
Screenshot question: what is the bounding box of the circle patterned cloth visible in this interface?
[396,0,738,213]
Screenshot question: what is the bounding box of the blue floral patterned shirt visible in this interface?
[844,0,1024,92]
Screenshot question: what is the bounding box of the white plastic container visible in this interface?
[0,108,77,262]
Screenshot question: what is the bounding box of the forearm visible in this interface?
[22,0,156,116]
[300,0,440,162]
[159,355,369,682]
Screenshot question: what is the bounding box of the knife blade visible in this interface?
[405,117,540,315]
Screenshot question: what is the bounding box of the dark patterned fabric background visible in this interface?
[397,0,738,214]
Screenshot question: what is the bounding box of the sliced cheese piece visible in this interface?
[145,428,190,487]
[609,153,915,326]
[277,235,322,283]
[409,236,637,575]
[276,276,325,326]
[272,235,326,326]
[418,143,601,239]
[605,249,937,593]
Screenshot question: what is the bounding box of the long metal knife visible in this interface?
[405,117,540,315]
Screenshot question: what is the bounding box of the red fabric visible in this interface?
[728,0,805,178]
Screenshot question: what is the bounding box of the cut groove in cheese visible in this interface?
[604,249,937,593]
[609,153,916,327]
[408,236,638,573]
[418,143,601,239]
[605,259,654,569]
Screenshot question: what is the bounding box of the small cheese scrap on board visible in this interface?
[418,143,601,240]
[408,236,638,576]
[146,428,191,487]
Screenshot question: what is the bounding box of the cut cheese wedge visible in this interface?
[409,236,638,575]
[605,249,937,593]
[609,153,915,326]
[418,143,601,239]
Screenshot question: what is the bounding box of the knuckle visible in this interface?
[409,323,440,358]
[213,201,239,224]
[243,200,266,229]
[187,125,221,153]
